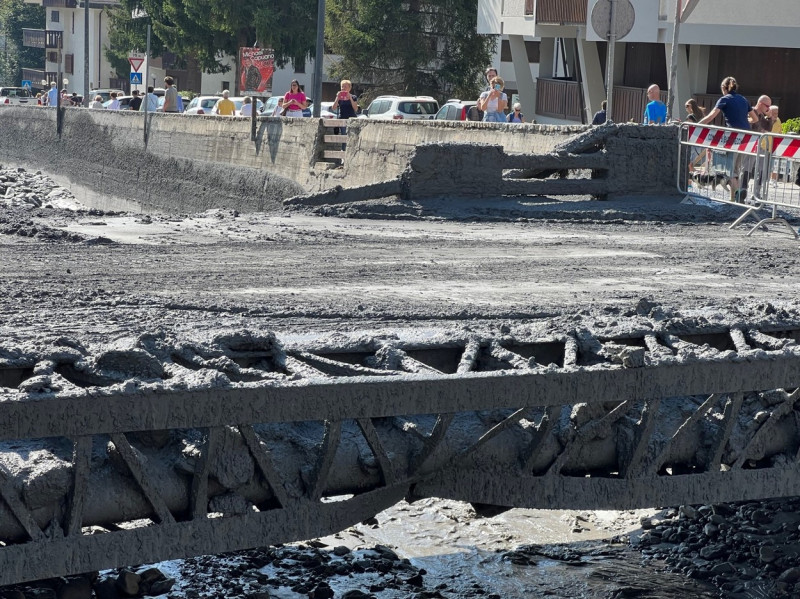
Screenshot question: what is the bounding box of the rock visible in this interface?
[679,505,698,520]
[115,570,140,596]
[759,546,777,563]
[778,566,800,583]
[332,545,351,556]
[341,592,373,599]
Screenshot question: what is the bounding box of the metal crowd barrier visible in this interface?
[677,123,800,238]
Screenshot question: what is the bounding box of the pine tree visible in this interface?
[0,0,45,86]
[325,0,496,102]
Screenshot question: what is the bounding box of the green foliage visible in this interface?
[0,0,45,86]
[783,118,800,135]
[107,0,318,81]
[325,0,496,103]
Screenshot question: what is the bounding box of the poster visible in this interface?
[239,47,275,95]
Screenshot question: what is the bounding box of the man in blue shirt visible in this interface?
[46,82,59,107]
[643,84,667,125]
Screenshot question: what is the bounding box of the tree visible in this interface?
[107,0,318,82]
[0,0,45,86]
[325,0,496,103]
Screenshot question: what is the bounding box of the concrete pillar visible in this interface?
[539,37,555,79]
[563,38,577,79]
[688,45,710,94]
[664,43,691,118]
[508,35,536,122]
[577,35,605,124]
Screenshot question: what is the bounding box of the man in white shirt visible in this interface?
[139,86,159,112]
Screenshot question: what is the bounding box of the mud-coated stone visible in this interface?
[114,571,140,597]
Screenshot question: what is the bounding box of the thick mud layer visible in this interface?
[3,168,800,597]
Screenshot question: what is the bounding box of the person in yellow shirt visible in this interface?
[213,90,236,116]
[769,105,782,187]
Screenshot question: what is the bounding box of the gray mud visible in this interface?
[3,167,800,597]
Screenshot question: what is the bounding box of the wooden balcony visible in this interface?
[22,28,45,49]
[535,0,587,25]
[24,29,63,49]
[42,0,78,7]
[536,77,583,121]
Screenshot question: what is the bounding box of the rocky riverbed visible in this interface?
[3,165,800,598]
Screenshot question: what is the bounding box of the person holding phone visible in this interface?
[282,80,307,117]
[477,76,508,123]
[331,79,358,152]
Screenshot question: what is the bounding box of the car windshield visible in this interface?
[202,99,217,109]
[1,88,31,98]
[398,101,438,115]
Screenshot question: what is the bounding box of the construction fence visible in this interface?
[678,123,800,238]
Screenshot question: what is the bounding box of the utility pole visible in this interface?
[666,0,682,121]
[312,0,325,118]
[83,0,89,105]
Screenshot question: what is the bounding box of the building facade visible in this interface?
[478,0,800,124]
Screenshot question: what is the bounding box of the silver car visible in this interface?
[0,87,34,106]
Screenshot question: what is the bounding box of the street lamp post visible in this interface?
[312,0,325,118]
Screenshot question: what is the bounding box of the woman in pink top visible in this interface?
[282,80,307,117]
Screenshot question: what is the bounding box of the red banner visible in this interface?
[239,47,275,95]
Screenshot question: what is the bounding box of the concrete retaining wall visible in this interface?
[0,106,678,213]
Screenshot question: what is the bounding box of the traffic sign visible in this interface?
[128,56,145,72]
[130,72,143,85]
[21,80,32,91]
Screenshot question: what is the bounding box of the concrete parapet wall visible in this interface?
[0,106,678,213]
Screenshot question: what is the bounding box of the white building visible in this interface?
[478,0,800,124]
[22,0,121,97]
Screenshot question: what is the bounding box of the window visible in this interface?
[65,54,74,74]
[51,10,59,23]
[500,40,540,63]
[47,51,58,63]
[221,81,229,92]
[294,58,305,74]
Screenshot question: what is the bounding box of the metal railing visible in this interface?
[678,122,800,238]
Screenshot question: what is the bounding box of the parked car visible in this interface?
[229,97,265,116]
[183,95,221,115]
[156,94,191,113]
[90,89,125,103]
[263,95,280,115]
[0,87,34,106]
[102,95,135,110]
[435,99,482,122]
[362,96,439,120]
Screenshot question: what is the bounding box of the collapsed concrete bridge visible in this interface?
[3,318,800,585]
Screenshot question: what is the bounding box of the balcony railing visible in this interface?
[536,77,583,121]
[24,29,62,49]
[22,29,45,49]
[535,0,587,25]
[42,0,78,7]
[21,68,46,85]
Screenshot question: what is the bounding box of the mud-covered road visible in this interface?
[2,189,799,346]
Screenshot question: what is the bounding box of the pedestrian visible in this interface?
[477,76,508,123]
[507,102,525,123]
[643,84,667,125]
[162,76,179,113]
[129,90,142,111]
[749,95,772,132]
[46,82,58,107]
[748,95,774,197]
[592,100,607,125]
[699,76,758,202]
[282,80,307,117]
[139,86,159,112]
[89,95,104,109]
[272,97,284,117]
[239,96,253,117]
[484,66,498,91]
[769,105,782,187]
[213,90,236,116]
[331,79,358,150]
[106,92,120,110]
[684,98,705,122]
